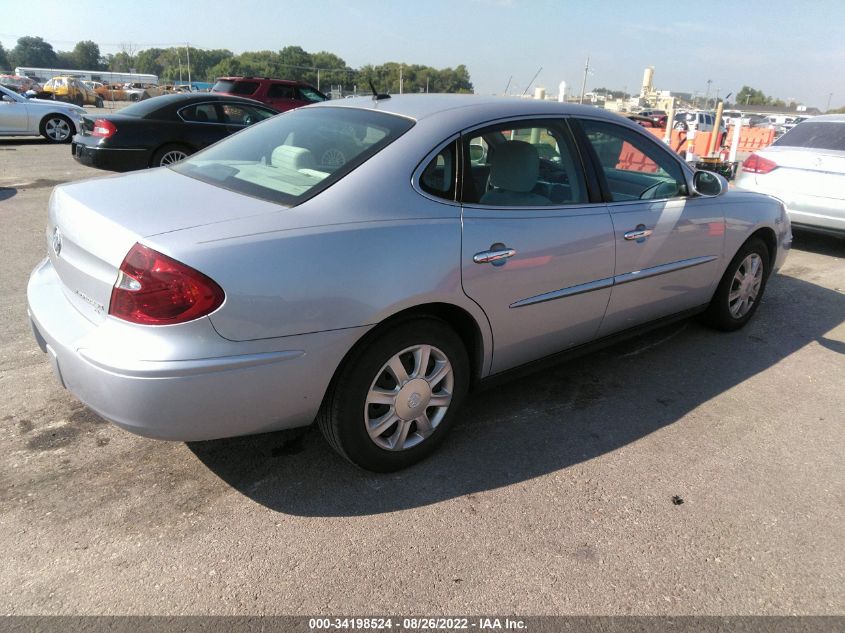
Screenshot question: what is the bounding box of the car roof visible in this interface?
[143,93,272,107]
[216,76,311,86]
[796,113,845,123]
[309,93,630,126]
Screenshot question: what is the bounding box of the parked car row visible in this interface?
[42,76,104,107]
[26,94,792,471]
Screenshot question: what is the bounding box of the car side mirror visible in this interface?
[691,170,727,197]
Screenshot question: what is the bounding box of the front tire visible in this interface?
[95,96,104,108]
[40,115,74,143]
[703,237,771,331]
[318,318,469,472]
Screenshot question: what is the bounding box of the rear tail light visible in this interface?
[109,243,225,325]
[742,153,778,174]
[92,119,117,138]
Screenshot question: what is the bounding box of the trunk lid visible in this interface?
[47,168,287,324]
[758,147,845,199]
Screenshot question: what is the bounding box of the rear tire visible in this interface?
[702,237,770,331]
[95,96,104,108]
[151,144,192,168]
[317,318,469,472]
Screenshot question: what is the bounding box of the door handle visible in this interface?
[473,248,516,264]
[624,225,653,241]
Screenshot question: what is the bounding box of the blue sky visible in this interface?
[3,0,844,108]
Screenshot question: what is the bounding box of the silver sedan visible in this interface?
[27,95,791,471]
[736,114,845,236]
[0,84,85,142]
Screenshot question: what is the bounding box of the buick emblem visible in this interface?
[51,227,62,256]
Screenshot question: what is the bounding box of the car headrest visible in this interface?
[271,145,317,171]
[489,140,539,192]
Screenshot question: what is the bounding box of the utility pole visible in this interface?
[317,68,320,91]
[186,43,191,89]
[704,79,712,108]
[827,92,833,112]
[579,56,590,105]
[399,66,403,94]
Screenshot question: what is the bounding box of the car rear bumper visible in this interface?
[71,138,150,172]
[27,257,366,441]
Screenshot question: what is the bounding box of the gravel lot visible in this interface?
[0,134,843,616]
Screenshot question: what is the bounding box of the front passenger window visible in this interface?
[579,119,687,201]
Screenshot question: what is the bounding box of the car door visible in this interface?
[457,118,616,374]
[0,89,31,133]
[573,117,725,337]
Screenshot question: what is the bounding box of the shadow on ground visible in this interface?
[188,274,844,517]
[791,229,844,257]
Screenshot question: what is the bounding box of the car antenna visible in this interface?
[369,80,390,101]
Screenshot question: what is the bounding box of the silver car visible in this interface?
[27,95,791,471]
[736,114,845,236]
[0,84,85,142]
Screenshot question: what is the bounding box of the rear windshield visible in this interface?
[113,97,174,118]
[172,106,415,205]
[774,121,845,151]
[212,80,259,96]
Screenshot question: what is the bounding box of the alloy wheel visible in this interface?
[44,118,71,142]
[364,344,454,451]
[159,150,188,166]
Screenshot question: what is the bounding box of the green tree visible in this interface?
[72,40,101,69]
[0,43,10,71]
[135,48,166,76]
[10,36,57,68]
[107,51,134,73]
[54,51,76,69]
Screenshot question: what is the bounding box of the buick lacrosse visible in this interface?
[28,95,791,471]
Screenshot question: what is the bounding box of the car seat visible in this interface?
[479,140,551,206]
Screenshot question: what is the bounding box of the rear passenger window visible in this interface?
[179,103,220,123]
[461,120,588,206]
[579,119,687,202]
[419,141,457,201]
[268,84,296,99]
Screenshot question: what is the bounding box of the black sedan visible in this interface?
[71,93,278,171]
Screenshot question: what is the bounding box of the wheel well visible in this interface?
[749,227,777,271]
[343,303,485,387]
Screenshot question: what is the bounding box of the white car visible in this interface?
[736,114,845,235]
[0,84,85,142]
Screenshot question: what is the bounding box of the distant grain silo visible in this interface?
[641,66,655,98]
